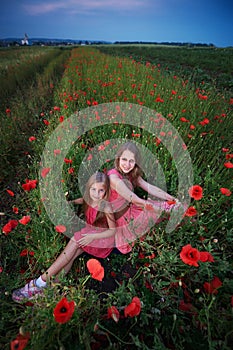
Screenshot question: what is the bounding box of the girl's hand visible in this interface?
[78,234,95,247]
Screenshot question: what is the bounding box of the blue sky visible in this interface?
[0,0,232,47]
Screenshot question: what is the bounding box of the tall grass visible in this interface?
[0,47,232,350]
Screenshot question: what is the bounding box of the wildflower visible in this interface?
[53,297,75,324]
[199,118,209,126]
[179,300,194,313]
[59,116,64,123]
[155,96,164,103]
[43,119,50,126]
[6,189,15,196]
[55,225,66,233]
[203,276,222,294]
[199,251,214,262]
[20,249,34,257]
[54,149,61,156]
[6,108,11,114]
[19,216,31,225]
[124,297,141,317]
[29,136,36,142]
[188,185,203,200]
[86,259,104,281]
[13,207,19,214]
[2,219,18,235]
[180,117,189,122]
[64,158,72,164]
[220,188,231,196]
[10,332,30,350]
[180,244,200,267]
[22,179,37,191]
[224,162,233,168]
[107,306,120,323]
[185,206,197,217]
[41,167,51,178]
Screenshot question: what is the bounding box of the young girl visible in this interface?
[12,172,116,303]
[107,141,181,254]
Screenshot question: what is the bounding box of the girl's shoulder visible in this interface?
[107,168,123,178]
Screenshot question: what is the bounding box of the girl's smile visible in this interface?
[89,182,106,204]
[119,150,136,173]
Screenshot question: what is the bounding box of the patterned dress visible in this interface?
[107,168,174,254]
[74,205,114,258]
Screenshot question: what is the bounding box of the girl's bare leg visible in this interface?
[41,240,83,281]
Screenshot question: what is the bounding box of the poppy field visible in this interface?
[0,45,233,350]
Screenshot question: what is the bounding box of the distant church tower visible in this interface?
[21,33,29,45]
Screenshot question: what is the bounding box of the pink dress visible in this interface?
[74,206,114,258]
[108,169,174,254]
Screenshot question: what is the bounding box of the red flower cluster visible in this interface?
[107,296,141,322]
[53,297,75,324]
[203,276,222,294]
[21,179,37,191]
[180,244,214,267]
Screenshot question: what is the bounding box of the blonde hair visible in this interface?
[83,172,110,226]
[114,142,143,186]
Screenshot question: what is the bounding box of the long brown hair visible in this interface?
[114,142,143,186]
[83,172,110,226]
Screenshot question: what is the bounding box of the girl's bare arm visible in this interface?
[137,176,176,201]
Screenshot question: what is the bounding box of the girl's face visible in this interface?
[119,150,136,174]
[89,182,106,204]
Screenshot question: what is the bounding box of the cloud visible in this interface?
[23,0,152,16]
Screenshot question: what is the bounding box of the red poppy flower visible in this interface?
[64,158,72,164]
[20,249,34,257]
[185,206,197,217]
[180,244,200,267]
[86,259,104,281]
[43,119,50,126]
[6,108,11,114]
[13,206,19,214]
[180,117,189,122]
[29,136,36,142]
[124,297,141,317]
[2,219,18,235]
[10,332,30,350]
[203,276,222,294]
[22,179,37,191]
[179,300,194,313]
[166,200,176,205]
[53,297,75,324]
[41,168,51,178]
[55,225,66,233]
[107,306,120,323]
[224,162,233,168]
[188,185,203,200]
[6,189,15,197]
[220,188,231,196]
[199,251,214,262]
[19,216,31,225]
[54,149,61,156]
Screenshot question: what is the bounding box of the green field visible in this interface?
[0,45,232,350]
